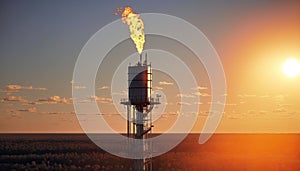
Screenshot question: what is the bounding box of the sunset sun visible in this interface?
[282,58,300,78]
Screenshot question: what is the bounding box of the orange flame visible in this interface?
[115,6,145,54]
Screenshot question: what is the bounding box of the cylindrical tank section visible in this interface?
[128,64,152,106]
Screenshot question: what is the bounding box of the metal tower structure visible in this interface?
[121,53,160,171]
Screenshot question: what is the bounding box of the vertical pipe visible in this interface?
[129,106,131,137]
[136,105,143,138]
[135,105,144,171]
[127,105,130,137]
[133,107,136,135]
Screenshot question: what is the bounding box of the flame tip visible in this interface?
[117,6,145,55]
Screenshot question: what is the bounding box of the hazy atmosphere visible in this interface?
[1,0,300,133]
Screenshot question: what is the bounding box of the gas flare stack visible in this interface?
[120,52,160,171]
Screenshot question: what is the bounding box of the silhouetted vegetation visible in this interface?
[1,134,300,170]
[0,134,130,170]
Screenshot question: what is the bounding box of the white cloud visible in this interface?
[74,85,86,90]
[4,84,47,91]
[37,96,72,104]
[165,102,174,105]
[98,86,109,90]
[193,92,210,97]
[177,94,195,98]
[6,85,22,90]
[88,96,112,104]
[159,81,173,85]
[17,107,37,113]
[176,102,191,106]
[23,86,47,91]
[194,102,203,105]
[1,96,28,103]
[207,101,236,106]
[153,86,163,90]
[192,86,208,90]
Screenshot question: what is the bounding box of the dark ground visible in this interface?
[1,134,300,170]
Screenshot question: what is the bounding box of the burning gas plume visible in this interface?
[115,7,145,54]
